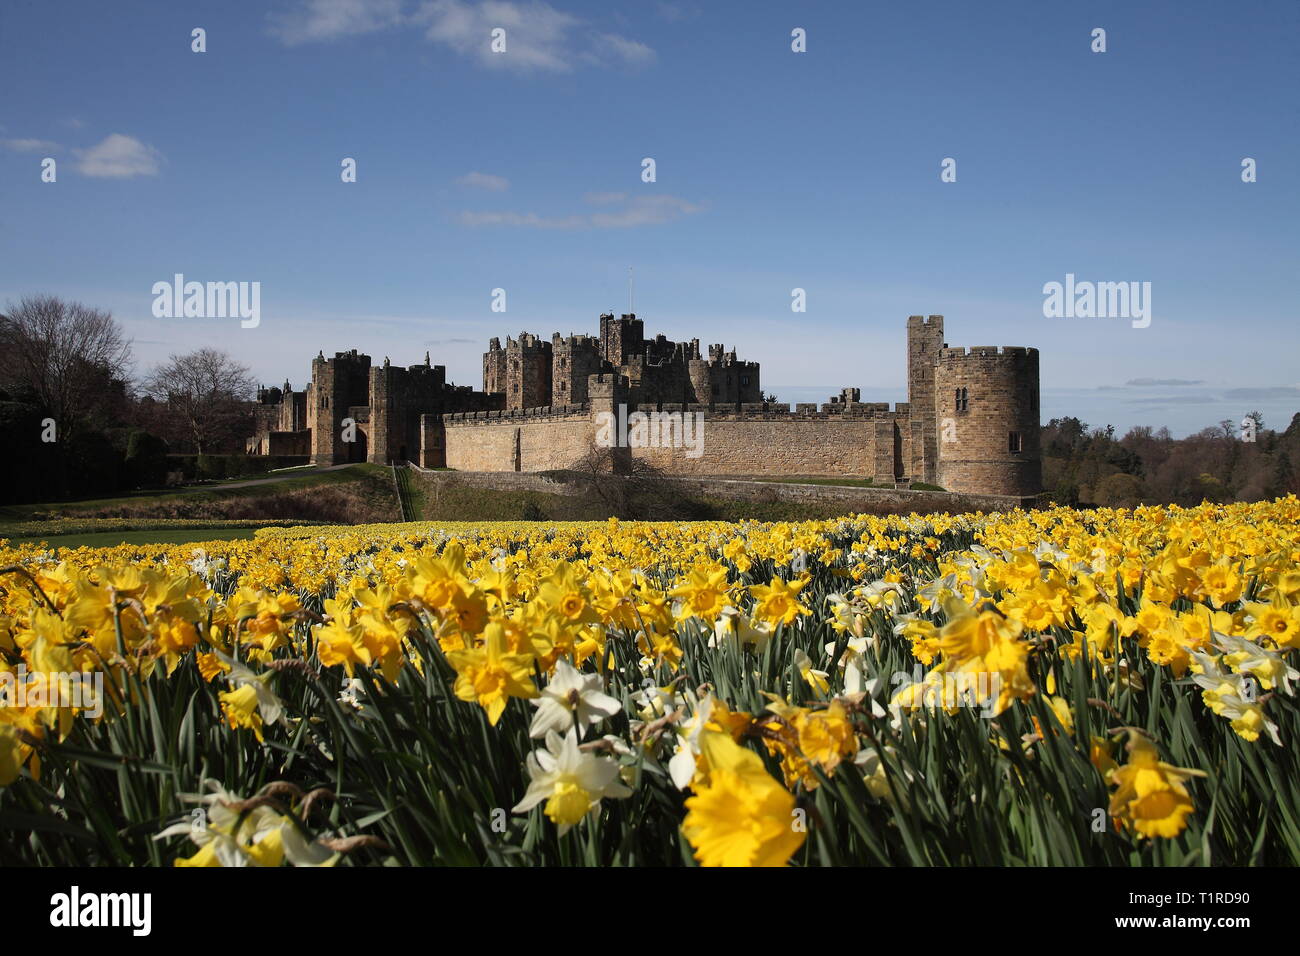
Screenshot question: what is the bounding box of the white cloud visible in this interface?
[420,0,580,71]
[456,170,510,191]
[0,138,60,152]
[583,191,625,205]
[74,134,162,178]
[584,32,654,67]
[268,0,654,72]
[268,0,406,45]
[459,193,702,229]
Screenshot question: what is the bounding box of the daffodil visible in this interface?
[528,658,621,739]
[446,622,538,725]
[154,782,337,867]
[748,576,811,627]
[512,729,632,834]
[681,731,805,867]
[1107,734,1203,838]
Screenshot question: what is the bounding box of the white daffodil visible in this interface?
[512,729,633,835]
[668,693,716,790]
[153,781,338,867]
[631,680,684,722]
[824,630,877,695]
[1033,540,1070,566]
[337,677,365,711]
[826,592,872,642]
[213,649,284,727]
[1213,630,1298,694]
[1190,666,1282,746]
[710,605,773,653]
[793,647,830,695]
[854,578,903,610]
[854,744,911,808]
[529,658,622,739]
[915,573,957,609]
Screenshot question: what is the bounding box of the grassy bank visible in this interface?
[1,464,399,539]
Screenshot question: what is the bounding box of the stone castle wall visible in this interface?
[437,406,594,472]
[250,313,1043,498]
[428,401,915,481]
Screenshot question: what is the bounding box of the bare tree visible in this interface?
[142,348,256,456]
[0,294,132,437]
[562,445,687,519]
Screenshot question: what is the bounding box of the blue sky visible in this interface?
[2,0,1297,436]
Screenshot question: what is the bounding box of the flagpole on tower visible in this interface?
[628,266,634,315]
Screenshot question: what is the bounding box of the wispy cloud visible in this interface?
[456,170,509,191]
[268,0,405,46]
[74,134,162,178]
[269,0,654,72]
[656,2,700,23]
[1125,378,1204,387]
[458,193,702,229]
[1,138,60,153]
[1223,386,1300,400]
[1124,395,1218,405]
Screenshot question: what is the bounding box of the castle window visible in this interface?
[741,375,750,386]
[1009,431,1022,454]
[955,388,969,412]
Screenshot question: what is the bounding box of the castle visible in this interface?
[248,313,1041,497]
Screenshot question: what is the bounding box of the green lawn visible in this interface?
[8,527,262,549]
[754,476,879,488]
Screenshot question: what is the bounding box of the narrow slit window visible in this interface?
[1009,431,1022,453]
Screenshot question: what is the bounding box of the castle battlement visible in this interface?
[938,345,1038,360]
[441,404,590,425]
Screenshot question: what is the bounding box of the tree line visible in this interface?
[0,295,257,504]
[1041,414,1300,508]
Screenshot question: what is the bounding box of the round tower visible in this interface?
[934,346,1040,497]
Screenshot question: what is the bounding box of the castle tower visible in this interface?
[483,337,506,395]
[369,360,447,464]
[933,345,1041,497]
[600,313,644,367]
[907,314,945,483]
[551,333,604,405]
[587,372,631,473]
[310,350,372,465]
[504,332,552,410]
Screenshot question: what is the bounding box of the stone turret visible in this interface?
[934,345,1040,496]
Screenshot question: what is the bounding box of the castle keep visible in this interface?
[248,313,1041,497]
